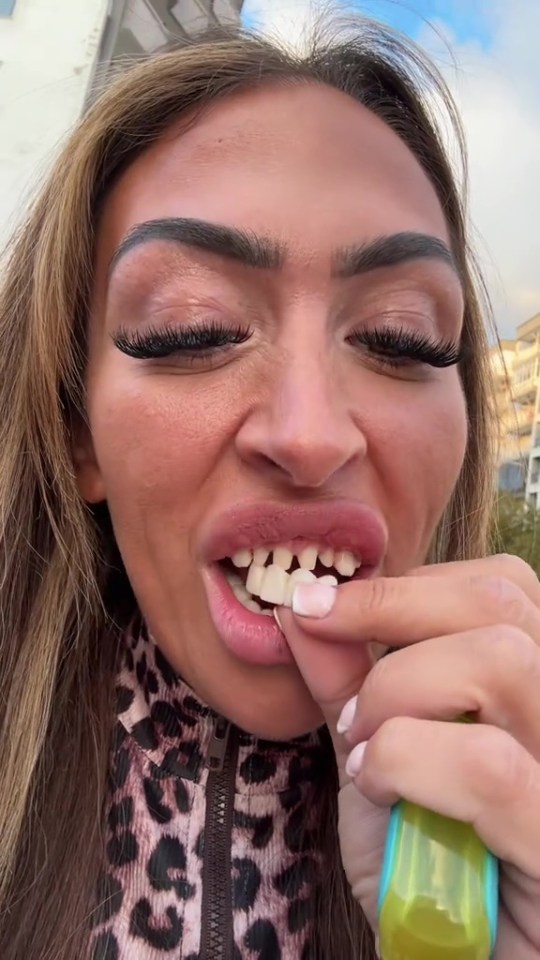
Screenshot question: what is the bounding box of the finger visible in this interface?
[349,718,540,879]
[344,626,540,760]
[407,554,540,606]
[277,606,373,779]
[290,573,540,647]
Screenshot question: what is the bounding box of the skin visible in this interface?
[75,81,540,952]
[280,556,540,955]
[76,81,466,737]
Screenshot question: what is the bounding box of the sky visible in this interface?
[241,0,540,340]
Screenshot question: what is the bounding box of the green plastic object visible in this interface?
[377,717,499,960]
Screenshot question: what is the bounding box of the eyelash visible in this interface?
[112,320,252,360]
[347,326,462,368]
[112,320,462,370]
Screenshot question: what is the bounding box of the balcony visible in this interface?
[92,0,244,95]
[511,376,538,401]
[513,341,540,365]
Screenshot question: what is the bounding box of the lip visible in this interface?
[200,498,388,569]
[202,565,294,665]
[200,499,387,667]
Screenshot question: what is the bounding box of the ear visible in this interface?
[71,417,106,504]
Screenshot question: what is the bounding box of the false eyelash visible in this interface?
[347,325,463,368]
[112,320,252,359]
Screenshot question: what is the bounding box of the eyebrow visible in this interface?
[109,217,459,282]
[334,232,459,279]
[109,218,284,274]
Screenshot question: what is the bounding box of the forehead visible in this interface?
[95,81,451,270]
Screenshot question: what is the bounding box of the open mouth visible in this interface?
[216,542,362,615]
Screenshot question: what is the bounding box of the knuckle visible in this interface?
[488,624,539,678]
[364,577,393,616]
[490,553,540,596]
[463,725,531,805]
[495,552,536,582]
[369,716,409,769]
[478,575,531,628]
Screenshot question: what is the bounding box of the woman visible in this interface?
[0,15,538,960]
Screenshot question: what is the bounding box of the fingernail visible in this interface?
[345,741,368,779]
[292,582,337,618]
[336,695,357,734]
[273,607,284,631]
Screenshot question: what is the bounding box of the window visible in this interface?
[0,0,16,15]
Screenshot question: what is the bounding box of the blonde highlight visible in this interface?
[0,18,495,959]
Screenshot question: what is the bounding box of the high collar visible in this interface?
[116,616,326,795]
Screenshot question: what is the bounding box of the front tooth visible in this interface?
[318,574,338,587]
[259,564,288,605]
[319,548,334,568]
[298,545,318,570]
[253,547,270,565]
[246,599,262,613]
[273,545,293,570]
[284,568,316,606]
[246,563,265,597]
[334,550,357,577]
[231,549,252,568]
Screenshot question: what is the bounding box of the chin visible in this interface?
[202,674,324,741]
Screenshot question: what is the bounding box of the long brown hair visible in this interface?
[0,16,495,959]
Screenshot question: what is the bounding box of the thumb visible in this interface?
[276,606,373,778]
[277,606,386,933]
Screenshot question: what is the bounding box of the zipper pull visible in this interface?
[208,717,231,772]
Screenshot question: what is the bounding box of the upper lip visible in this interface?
[200,499,388,570]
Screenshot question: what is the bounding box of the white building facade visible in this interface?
[0,0,243,245]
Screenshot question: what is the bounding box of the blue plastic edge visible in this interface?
[377,800,401,916]
[485,851,499,953]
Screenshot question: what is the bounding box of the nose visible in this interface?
[235,345,367,489]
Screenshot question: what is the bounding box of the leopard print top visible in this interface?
[90,620,326,960]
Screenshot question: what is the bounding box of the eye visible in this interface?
[346,325,462,369]
[112,320,252,361]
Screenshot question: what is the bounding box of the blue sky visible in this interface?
[243,1,493,51]
[239,0,540,337]
[356,0,492,47]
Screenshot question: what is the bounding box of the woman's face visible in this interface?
[79,81,467,738]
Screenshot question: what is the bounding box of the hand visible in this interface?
[278,554,540,958]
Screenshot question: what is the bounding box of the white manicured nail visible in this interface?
[345,741,368,779]
[292,582,337,618]
[337,695,358,734]
[273,607,284,631]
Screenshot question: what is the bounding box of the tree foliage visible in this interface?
[491,493,540,575]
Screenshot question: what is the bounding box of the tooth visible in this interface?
[253,547,270,565]
[298,545,318,570]
[284,568,316,606]
[334,550,357,577]
[246,599,262,613]
[231,549,252,568]
[318,574,338,587]
[273,545,293,570]
[261,609,273,616]
[319,548,334,568]
[259,564,288,605]
[246,563,265,597]
[231,579,250,601]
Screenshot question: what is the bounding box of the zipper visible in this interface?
[199,716,239,960]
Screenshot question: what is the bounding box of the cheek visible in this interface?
[366,376,467,560]
[85,365,241,518]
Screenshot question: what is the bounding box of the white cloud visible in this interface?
[243,0,540,338]
[417,0,540,337]
[242,0,316,48]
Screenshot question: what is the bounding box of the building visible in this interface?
[0,0,244,245]
[493,312,540,506]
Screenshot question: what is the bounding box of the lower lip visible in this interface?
[202,565,294,666]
